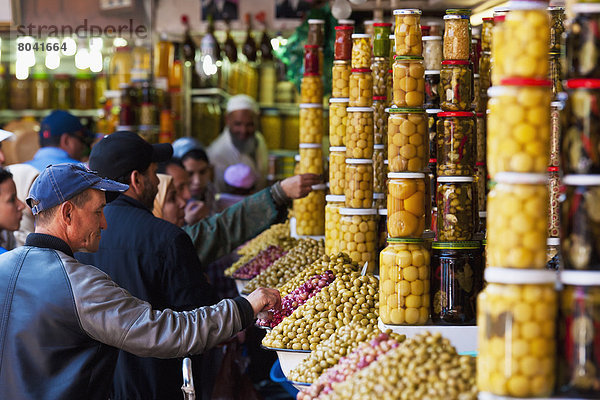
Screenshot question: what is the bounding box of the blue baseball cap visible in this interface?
[26,163,129,215]
[172,137,204,159]
[40,110,94,143]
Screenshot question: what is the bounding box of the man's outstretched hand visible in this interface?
[280,173,322,199]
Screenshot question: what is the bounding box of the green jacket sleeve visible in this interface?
[182,187,288,265]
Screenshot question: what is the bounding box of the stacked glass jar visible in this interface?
[294,27,326,236]
[477,2,557,398]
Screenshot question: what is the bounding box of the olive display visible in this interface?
[329,99,349,147]
[393,9,422,56]
[232,245,287,280]
[387,175,427,238]
[351,35,371,69]
[392,57,425,108]
[261,272,379,350]
[345,161,374,209]
[294,188,326,236]
[338,209,378,270]
[436,178,475,241]
[346,108,374,159]
[372,58,388,97]
[348,70,373,107]
[440,61,472,111]
[437,112,475,176]
[388,110,428,172]
[332,61,351,98]
[301,75,323,104]
[299,104,324,144]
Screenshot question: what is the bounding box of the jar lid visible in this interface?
[422,36,442,41]
[425,70,441,75]
[373,22,392,27]
[329,97,350,103]
[329,146,346,152]
[494,172,548,185]
[389,34,395,39]
[393,9,422,15]
[443,15,470,20]
[389,107,426,114]
[335,25,354,30]
[437,111,475,117]
[374,144,385,150]
[346,106,374,112]
[566,79,600,89]
[572,3,600,13]
[548,166,560,172]
[548,6,564,11]
[433,241,480,249]
[299,143,322,149]
[308,19,325,24]
[338,19,355,25]
[388,238,425,244]
[482,239,487,245]
[500,77,552,87]
[346,158,373,164]
[352,33,371,39]
[426,108,443,114]
[373,192,385,199]
[476,113,485,117]
[547,237,560,246]
[384,159,389,164]
[561,270,600,286]
[351,68,372,73]
[446,8,472,15]
[429,158,437,163]
[339,207,378,215]
[485,267,556,284]
[474,74,480,78]
[379,208,388,216]
[388,172,426,179]
[304,44,319,49]
[333,60,350,66]
[394,55,424,61]
[311,184,327,190]
[442,60,470,65]
[479,211,487,218]
[494,15,506,22]
[507,1,550,11]
[373,96,387,101]
[299,103,323,109]
[326,194,346,202]
[482,17,494,21]
[563,174,600,186]
[437,176,475,183]
[303,72,320,77]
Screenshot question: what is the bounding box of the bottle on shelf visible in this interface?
[154,32,174,82]
[181,14,201,89]
[108,46,133,91]
[241,13,259,99]
[223,21,239,94]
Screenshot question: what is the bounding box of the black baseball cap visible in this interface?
[89,131,173,180]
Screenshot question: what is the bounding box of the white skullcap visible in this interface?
[0,129,15,142]
[226,94,259,115]
[224,163,256,189]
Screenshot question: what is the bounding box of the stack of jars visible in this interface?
[294,27,326,237]
[478,2,557,398]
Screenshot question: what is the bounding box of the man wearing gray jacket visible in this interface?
[0,163,280,400]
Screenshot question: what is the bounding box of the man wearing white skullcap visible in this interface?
[207,94,268,193]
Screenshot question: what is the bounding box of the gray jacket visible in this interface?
[0,233,254,400]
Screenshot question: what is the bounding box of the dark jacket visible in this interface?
[0,234,253,400]
[76,187,287,399]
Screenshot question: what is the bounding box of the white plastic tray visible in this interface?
[262,345,311,378]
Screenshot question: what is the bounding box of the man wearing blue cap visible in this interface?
[25,110,95,171]
[0,163,281,400]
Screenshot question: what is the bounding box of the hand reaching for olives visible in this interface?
[246,287,282,318]
[280,174,322,199]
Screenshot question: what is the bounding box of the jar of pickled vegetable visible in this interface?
[298,143,323,175]
[378,208,388,250]
[549,53,564,99]
[349,69,373,107]
[393,9,422,57]
[477,267,557,397]
[566,4,600,80]
[334,25,353,61]
[388,172,427,238]
[52,74,71,109]
[475,164,487,212]
[294,184,326,236]
[329,147,346,196]
[431,240,482,324]
[345,159,374,208]
[546,237,560,270]
[73,73,95,110]
[373,96,387,146]
[561,175,600,271]
[30,72,51,110]
[443,14,471,60]
[373,144,386,193]
[479,51,491,93]
[472,74,482,111]
[437,177,475,241]
[437,111,475,176]
[372,58,388,97]
[380,238,431,325]
[440,60,472,111]
[346,107,374,159]
[427,109,441,161]
[487,79,552,177]
[476,113,486,164]
[300,73,323,104]
[304,45,320,75]
[481,18,494,52]
[501,2,550,80]
[491,15,506,86]
[487,172,549,269]
[329,98,349,147]
[307,19,325,46]
[332,60,351,98]
[549,6,565,53]
[388,108,428,172]
[299,103,323,144]
[471,38,481,75]
[325,195,346,255]
[373,192,385,209]
[424,70,441,109]
[10,76,30,110]
[373,23,391,58]
[562,79,600,174]
[548,168,560,238]
[351,34,372,69]
[393,56,425,108]
[423,36,442,70]
[338,207,378,271]
[548,100,561,168]
[558,270,600,397]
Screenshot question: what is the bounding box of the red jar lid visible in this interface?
[483,17,494,21]
[304,44,319,49]
[335,25,354,30]
[388,69,393,73]
[548,166,560,172]
[351,68,372,73]
[500,77,552,87]
[494,15,506,22]
[429,158,437,163]
[303,72,320,77]
[373,96,387,101]
[565,79,600,89]
[476,113,485,117]
[438,111,475,117]
[373,22,392,27]
[442,60,470,65]
[476,162,486,167]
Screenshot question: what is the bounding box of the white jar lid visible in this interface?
[547,237,560,246]
[347,107,374,112]
[373,193,385,199]
[437,176,474,183]
[479,211,487,218]
[346,158,373,164]
[561,270,600,286]
[384,160,389,164]
[308,19,325,24]
[388,34,395,40]
[294,154,301,162]
[494,172,548,185]
[326,194,345,202]
[374,144,385,150]
[311,184,327,190]
[485,267,557,285]
[352,33,371,39]
[378,208,388,216]
[474,73,480,78]
[329,97,350,103]
[426,108,443,114]
[563,174,600,186]
[329,146,346,152]
[299,143,322,149]
[508,0,551,11]
[422,36,442,41]
[425,70,441,75]
[388,172,425,179]
[299,103,323,109]
[339,207,378,215]
[338,19,355,25]
[393,9,422,15]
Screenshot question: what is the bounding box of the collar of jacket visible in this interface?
[25,233,74,257]
[110,193,153,214]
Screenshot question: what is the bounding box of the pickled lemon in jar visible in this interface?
[393,9,423,57]
[388,108,428,172]
[387,173,427,238]
[351,34,371,69]
[325,195,345,255]
[349,69,373,107]
[346,107,375,159]
[299,103,324,144]
[298,144,323,175]
[380,238,430,325]
[332,60,351,98]
[294,185,326,236]
[491,14,506,86]
[300,73,323,104]
[329,147,346,195]
[338,208,378,271]
[345,159,374,208]
[329,98,349,147]
[393,56,425,108]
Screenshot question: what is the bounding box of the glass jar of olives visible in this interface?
[431,240,482,325]
[298,143,323,175]
[549,52,564,98]
[388,108,428,172]
[566,4,600,80]
[437,111,475,176]
[481,17,493,52]
[294,184,326,236]
[329,147,346,196]
[372,58,388,98]
[307,19,325,46]
[436,176,475,241]
[441,60,473,111]
[338,207,378,272]
[380,238,431,325]
[301,73,323,104]
[393,9,422,57]
[477,267,557,398]
[325,195,346,256]
[424,70,441,109]
[476,113,486,164]
[392,56,425,108]
[558,270,600,398]
[427,109,441,161]
[387,172,427,238]
[475,164,487,212]
[349,69,373,107]
[561,175,600,270]
[345,159,374,208]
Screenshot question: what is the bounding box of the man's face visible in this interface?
[227,109,256,149]
[165,164,191,202]
[182,158,211,199]
[0,178,24,231]
[139,163,160,210]
[70,189,107,253]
